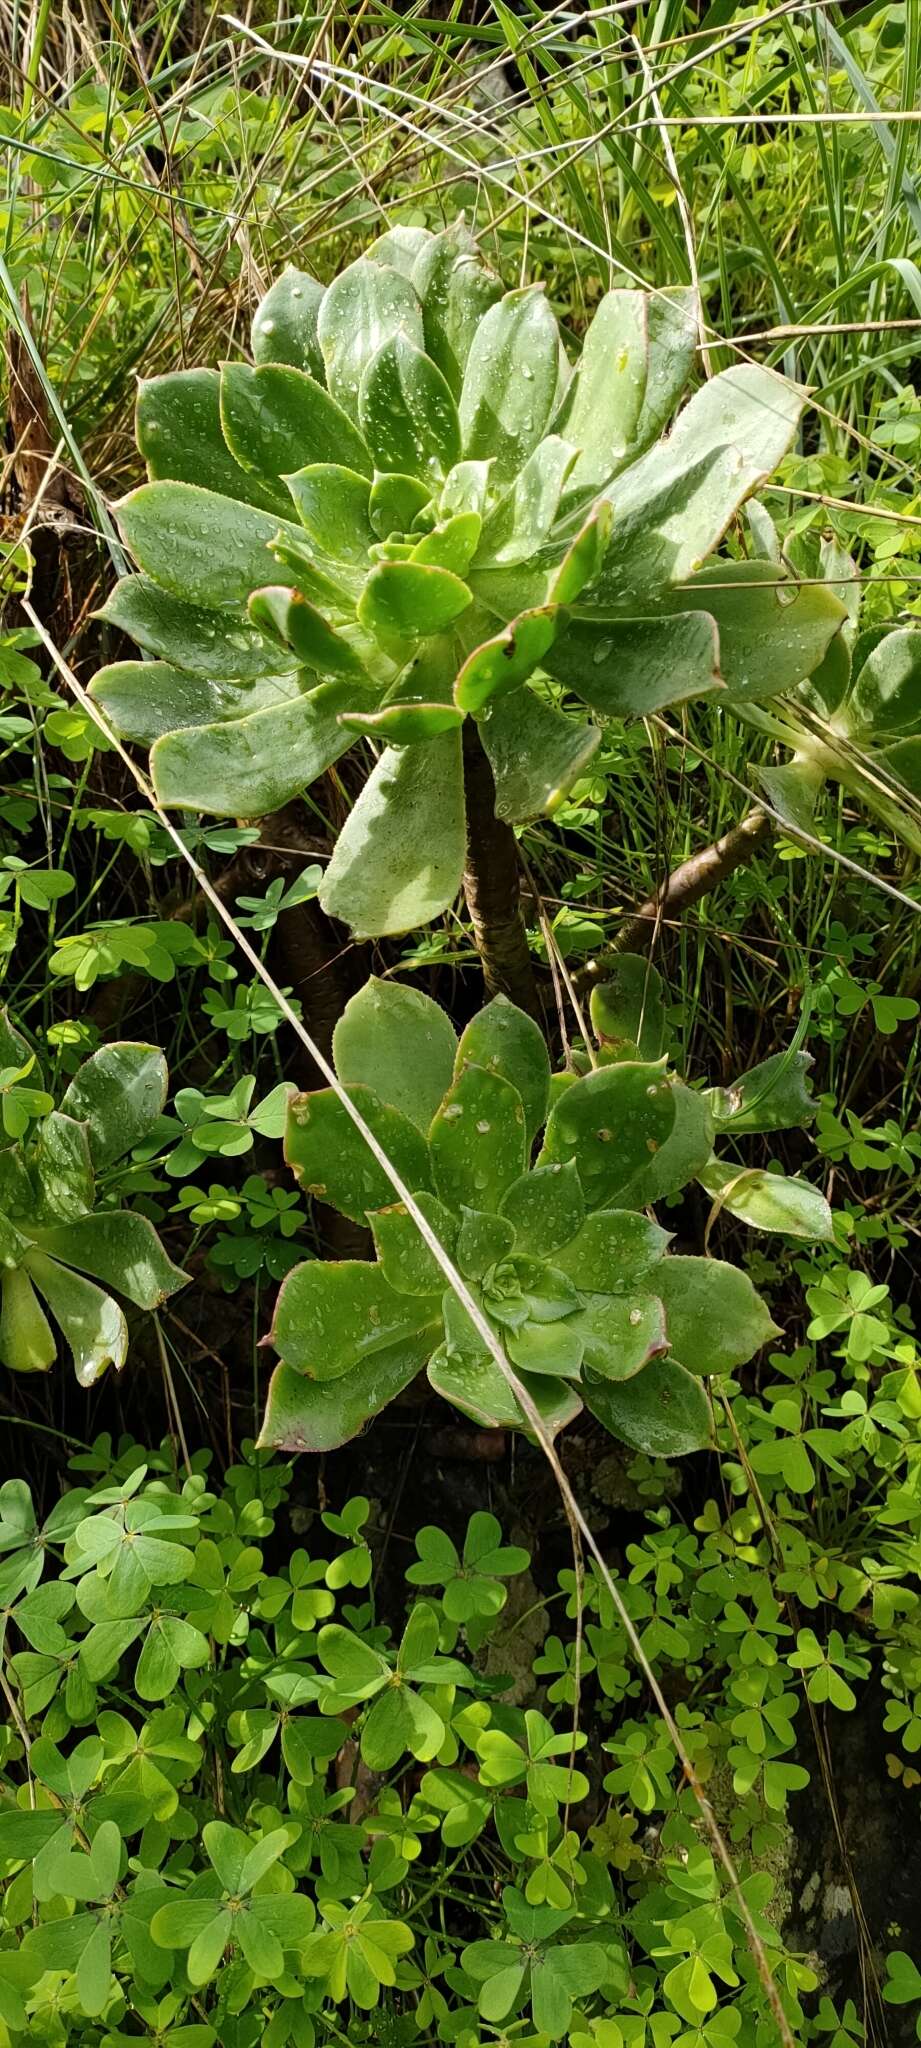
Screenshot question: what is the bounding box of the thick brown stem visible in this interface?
[462,721,540,1019]
[574,807,772,992]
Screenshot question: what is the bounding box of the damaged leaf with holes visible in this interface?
[90,223,845,939]
[256,970,825,1460]
[0,1011,186,1385]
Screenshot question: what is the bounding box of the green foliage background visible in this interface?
[0,1,920,2044]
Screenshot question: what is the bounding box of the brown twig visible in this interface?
[574,807,772,991]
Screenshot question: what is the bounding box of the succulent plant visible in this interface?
[257,968,831,1460]
[744,530,921,851]
[0,1013,186,1384]
[90,221,845,941]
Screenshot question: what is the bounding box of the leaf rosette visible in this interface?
[258,968,830,1459]
[91,222,846,937]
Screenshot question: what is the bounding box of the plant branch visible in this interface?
[575,807,772,991]
[462,720,540,1019]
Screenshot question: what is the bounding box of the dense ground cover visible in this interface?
[0,2,920,2043]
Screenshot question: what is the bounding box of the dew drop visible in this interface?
[476,1119,491,1134]
[261,318,275,335]
[593,639,613,666]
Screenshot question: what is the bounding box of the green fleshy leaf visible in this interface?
[455,996,551,1149]
[33,1213,187,1309]
[879,735,921,798]
[95,574,292,681]
[590,364,805,612]
[566,1291,667,1380]
[583,1355,712,1456]
[359,333,460,480]
[698,1160,834,1240]
[428,1340,582,1438]
[545,610,722,719]
[456,1207,516,1281]
[548,501,613,606]
[655,1256,781,1372]
[410,513,481,576]
[459,286,560,483]
[270,1260,437,1380]
[31,1112,95,1223]
[0,1007,37,1076]
[358,562,472,642]
[60,1045,168,1168]
[430,1063,527,1212]
[590,956,667,1062]
[412,223,503,396]
[317,257,424,420]
[151,682,356,815]
[286,1083,432,1224]
[319,729,466,937]
[25,1253,127,1387]
[222,361,373,484]
[339,701,463,743]
[333,977,457,1132]
[251,267,325,379]
[672,561,847,702]
[441,458,493,521]
[506,1317,583,1378]
[116,481,304,608]
[258,1335,431,1449]
[756,759,822,832]
[478,684,601,824]
[0,1267,56,1373]
[369,472,432,539]
[476,435,576,566]
[455,606,559,715]
[366,224,435,275]
[707,1050,816,1134]
[539,1063,676,1208]
[90,659,304,744]
[553,1209,671,1292]
[247,587,367,678]
[369,1195,458,1296]
[137,368,288,514]
[284,464,374,564]
[620,1079,715,1205]
[633,286,700,451]
[499,1161,585,1257]
[843,625,921,737]
[554,288,648,492]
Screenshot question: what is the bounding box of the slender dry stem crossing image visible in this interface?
[0,2,919,2043]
